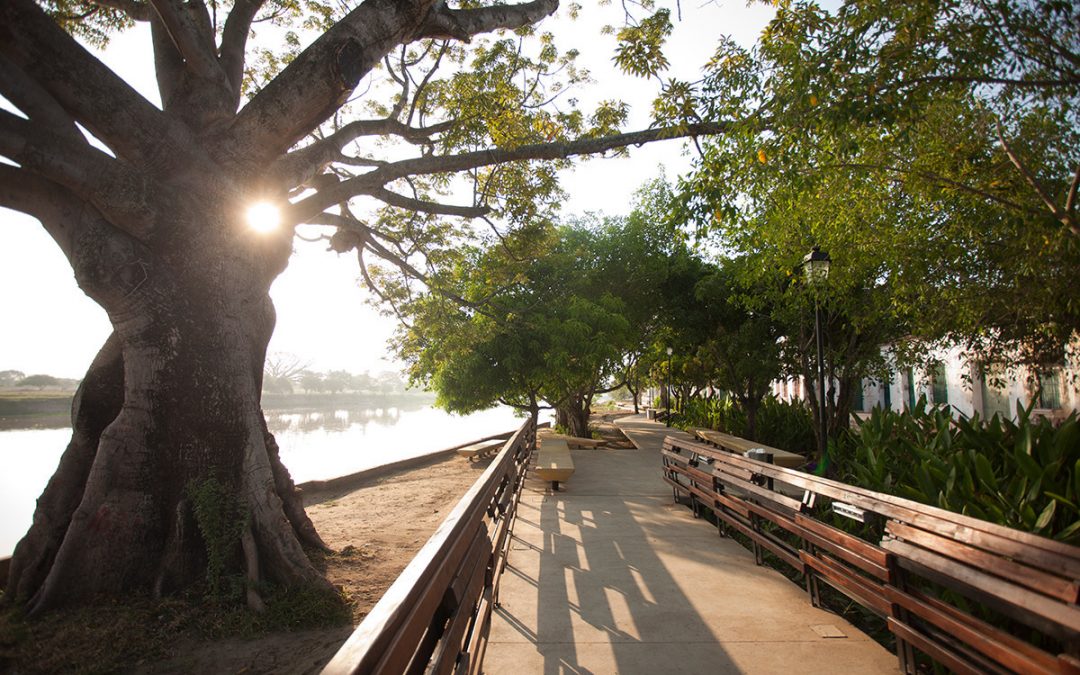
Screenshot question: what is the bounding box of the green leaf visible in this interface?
[1034,500,1056,531]
[973,453,996,490]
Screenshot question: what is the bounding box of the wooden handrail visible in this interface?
[322,417,536,675]
[662,434,1080,674]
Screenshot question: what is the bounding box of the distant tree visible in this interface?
[16,374,61,390]
[298,370,325,394]
[691,261,784,440]
[321,371,350,394]
[0,370,27,388]
[397,220,652,436]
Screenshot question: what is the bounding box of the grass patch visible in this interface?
[0,582,351,674]
[0,391,75,401]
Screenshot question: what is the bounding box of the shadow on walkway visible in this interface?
[484,414,897,674]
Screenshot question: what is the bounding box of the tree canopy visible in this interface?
[0,0,736,613]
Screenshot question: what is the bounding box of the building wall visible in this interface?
[774,343,1079,423]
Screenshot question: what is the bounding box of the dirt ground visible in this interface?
[137,451,495,674]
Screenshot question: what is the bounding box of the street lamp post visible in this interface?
[802,246,831,460]
[665,346,674,427]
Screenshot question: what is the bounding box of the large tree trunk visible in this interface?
[5,193,329,614]
[556,394,590,439]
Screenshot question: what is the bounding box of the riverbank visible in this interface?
[0,450,492,674]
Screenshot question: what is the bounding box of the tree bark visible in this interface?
[5,190,331,613]
[556,394,590,439]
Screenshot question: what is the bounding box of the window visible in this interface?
[1038,370,1062,409]
[851,380,864,412]
[906,368,917,410]
[931,364,948,406]
[980,368,1010,418]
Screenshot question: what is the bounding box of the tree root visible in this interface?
[241,522,266,613]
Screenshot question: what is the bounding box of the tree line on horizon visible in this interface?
[261,357,413,396]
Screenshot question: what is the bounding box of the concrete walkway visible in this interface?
[484,414,897,674]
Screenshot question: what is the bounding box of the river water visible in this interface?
[0,399,522,557]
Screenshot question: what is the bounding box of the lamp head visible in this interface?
[802,246,831,286]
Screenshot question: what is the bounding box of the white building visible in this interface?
[772,345,1079,423]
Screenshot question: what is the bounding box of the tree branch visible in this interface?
[995,121,1076,233]
[415,0,559,41]
[0,0,191,167]
[814,160,1049,221]
[287,121,729,223]
[369,187,490,218]
[223,0,558,162]
[0,165,105,261]
[150,16,185,108]
[271,118,455,191]
[219,0,265,100]
[0,54,83,145]
[89,0,154,21]
[902,73,1080,90]
[0,111,157,240]
[148,0,222,79]
[1065,164,1080,217]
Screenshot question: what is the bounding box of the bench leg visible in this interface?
[551,480,560,491]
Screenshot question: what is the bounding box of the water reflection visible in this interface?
[264,406,404,434]
[1,401,522,557]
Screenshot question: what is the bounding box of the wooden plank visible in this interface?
[717,509,804,572]
[887,618,984,675]
[538,432,603,448]
[794,513,891,581]
[683,464,716,489]
[715,472,804,513]
[884,538,1080,639]
[887,520,1080,604]
[664,436,1080,574]
[744,499,802,538]
[431,529,492,675]
[713,462,755,483]
[882,586,1061,675]
[890,516,1080,584]
[800,550,890,616]
[714,490,752,519]
[456,439,506,460]
[795,512,890,568]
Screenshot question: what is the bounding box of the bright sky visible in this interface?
[0,1,773,380]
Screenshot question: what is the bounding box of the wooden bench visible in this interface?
[537,431,604,448]
[534,439,575,491]
[456,438,507,462]
[882,511,1080,674]
[691,428,806,468]
[660,435,1080,674]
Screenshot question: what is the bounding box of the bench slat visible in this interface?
[887,520,1080,604]
[800,550,890,616]
[883,585,1062,675]
[888,618,986,675]
[795,512,891,579]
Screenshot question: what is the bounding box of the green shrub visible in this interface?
[675,395,815,455]
[833,398,1080,543]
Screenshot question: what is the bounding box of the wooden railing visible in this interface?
[661,435,1080,674]
[322,417,537,675]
